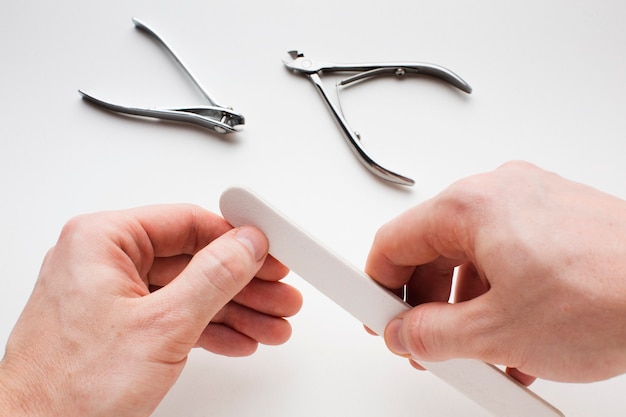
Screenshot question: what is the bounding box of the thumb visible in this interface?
[384,301,489,364]
[156,226,268,331]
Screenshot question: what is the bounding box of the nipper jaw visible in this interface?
[283,50,472,186]
[282,50,341,74]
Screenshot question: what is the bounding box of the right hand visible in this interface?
[366,161,626,385]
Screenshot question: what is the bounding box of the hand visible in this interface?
[366,161,626,386]
[0,205,302,416]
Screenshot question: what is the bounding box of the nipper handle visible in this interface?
[308,73,416,186]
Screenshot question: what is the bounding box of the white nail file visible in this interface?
[219,186,564,417]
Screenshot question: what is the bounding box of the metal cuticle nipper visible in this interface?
[283,50,472,186]
[79,18,244,134]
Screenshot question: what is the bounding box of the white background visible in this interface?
[1,1,625,416]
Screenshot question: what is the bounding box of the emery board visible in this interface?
[219,186,564,417]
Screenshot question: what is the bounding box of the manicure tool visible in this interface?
[283,51,472,186]
[220,186,565,417]
[79,18,244,134]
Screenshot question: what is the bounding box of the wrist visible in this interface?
[0,357,54,417]
[0,360,27,416]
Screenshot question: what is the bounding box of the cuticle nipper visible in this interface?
[283,50,472,186]
[79,18,244,134]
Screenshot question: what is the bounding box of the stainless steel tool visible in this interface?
[283,50,472,186]
[79,18,244,134]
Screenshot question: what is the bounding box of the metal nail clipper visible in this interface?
[79,18,244,134]
[283,51,472,186]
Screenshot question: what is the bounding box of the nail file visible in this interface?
[219,186,565,417]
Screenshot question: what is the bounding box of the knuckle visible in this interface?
[404,307,438,361]
[439,174,494,216]
[57,213,112,253]
[440,160,541,214]
[497,159,539,172]
[59,211,127,244]
[60,213,97,239]
[197,240,254,297]
[202,254,240,299]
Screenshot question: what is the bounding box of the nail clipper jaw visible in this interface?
[219,109,245,130]
[187,108,245,133]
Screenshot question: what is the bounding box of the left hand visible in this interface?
[0,205,302,417]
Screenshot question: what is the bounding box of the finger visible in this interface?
[232,279,302,318]
[86,205,233,279]
[408,358,426,371]
[506,367,537,386]
[366,192,477,290]
[405,258,456,306]
[149,278,302,321]
[363,325,378,336]
[384,300,494,363]
[148,254,289,288]
[362,260,455,336]
[195,323,258,357]
[254,255,290,281]
[130,205,233,257]
[453,263,490,303]
[151,226,268,340]
[210,301,293,346]
[148,254,192,287]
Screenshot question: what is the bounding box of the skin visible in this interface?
[0,205,302,417]
[2,161,625,414]
[366,161,626,386]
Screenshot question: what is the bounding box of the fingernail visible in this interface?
[234,227,267,262]
[385,318,410,357]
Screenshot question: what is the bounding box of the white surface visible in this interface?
[1,1,625,416]
[220,186,563,417]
